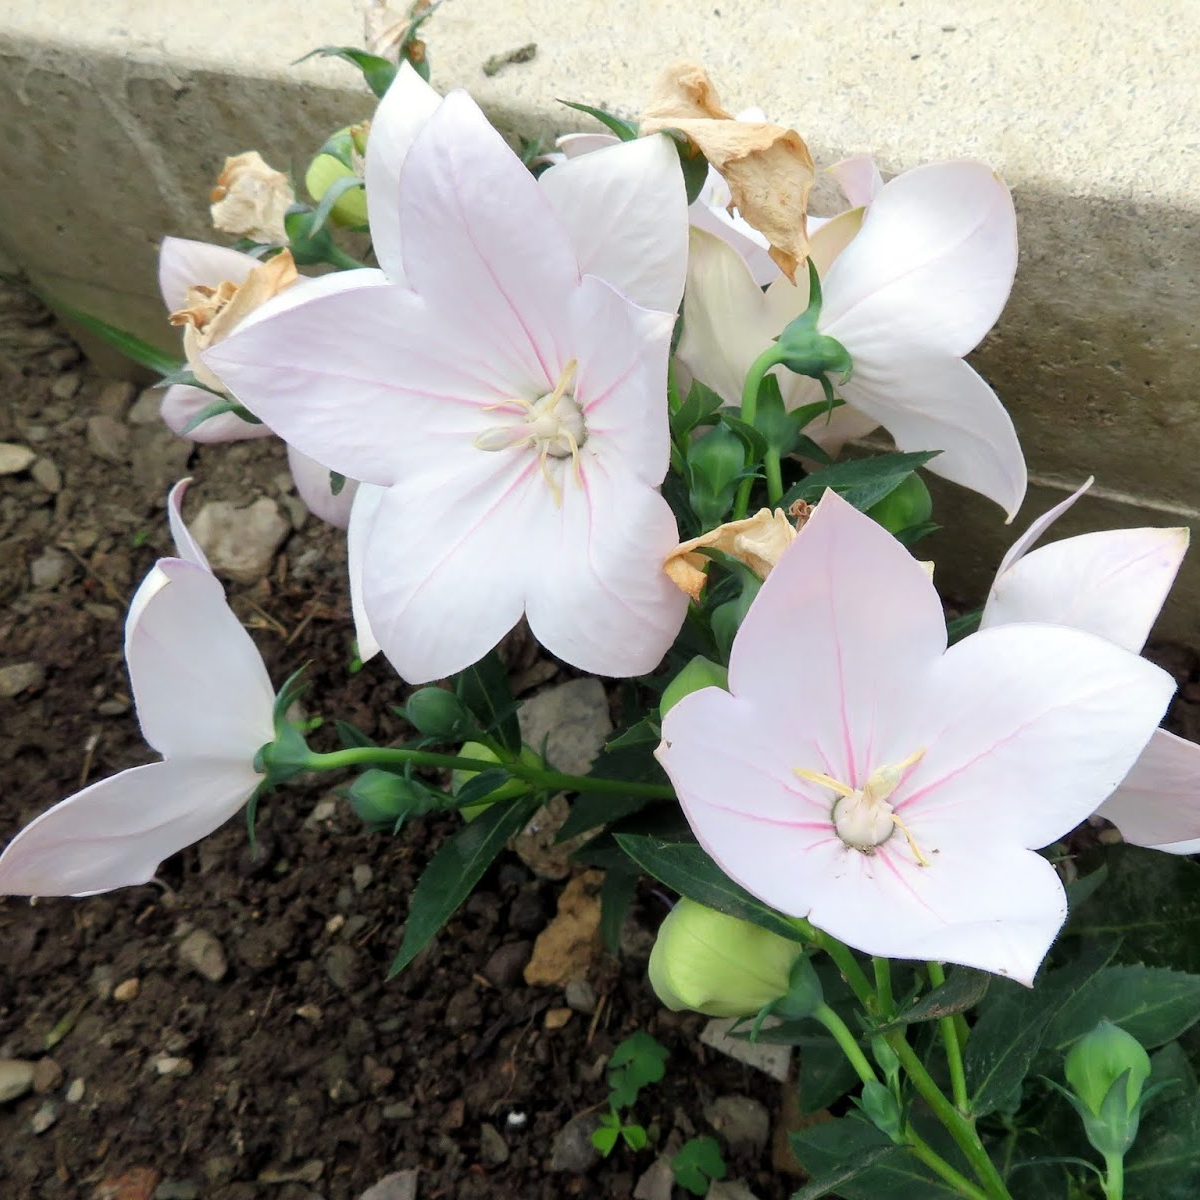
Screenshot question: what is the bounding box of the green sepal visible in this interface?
[296,45,398,98]
[180,394,264,435]
[856,1079,905,1144]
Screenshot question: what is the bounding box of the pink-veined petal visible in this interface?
[0,758,260,897]
[800,398,881,453]
[994,477,1093,577]
[347,483,386,664]
[525,459,686,676]
[395,91,580,395]
[160,382,273,443]
[166,478,210,570]
[983,526,1189,653]
[821,161,1017,358]
[839,352,1027,520]
[891,623,1175,850]
[730,490,947,784]
[827,155,884,209]
[206,280,510,486]
[364,60,443,283]
[361,458,552,683]
[158,236,257,310]
[125,559,275,760]
[286,443,358,529]
[539,133,688,313]
[571,274,675,485]
[1097,728,1200,850]
[555,132,620,158]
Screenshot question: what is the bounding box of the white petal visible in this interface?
[525,459,687,676]
[730,490,948,784]
[165,478,210,570]
[826,155,884,208]
[983,526,1189,653]
[160,382,273,443]
[347,483,386,663]
[361,460,552,683]
[364,60,443,282]
[1097,728,1200,850]
[839,352,1027,520]
[994,477,1093,578]
[158,236,258,310]
[0,759,260,897]
[126,559,275,760]
[822,161,1017,358]
[555,132,620,158]
[286,443,358,529]
[539,133,689,312]
[891,623,1175,850]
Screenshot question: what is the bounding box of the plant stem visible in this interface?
[304,746,676,800]
[764,449,784,506]
[813,1004,877,1087]
[888,1033,1011,1200]
[928,962,969,1114]
[814,930,876,1011]
[906,1131,994,1200]
[325,243,367,271]
[1103,1152,1124,1200]
[732,345,781,520]
[874,957,895,1018]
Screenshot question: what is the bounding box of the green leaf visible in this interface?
[452,768,515,810]
[388,796,538,975]
[718,411,770,462]
[783,451,941,513]
[1067,844,1200,973]
[1044,964,1200,1052]
[307,172,365,238]
[46,297,183,376]
[608,1031,668,1109]
[558,99,639,140]
[298,45,398,98]
[675,143,710,206]
[672,1135,726,1195]
[621,1123,649,1152]
[1150,1040,1198,1096]
[599,867,639,955]
[334,719,377,749]
[878,968,991,1032]
[558,791,654,843]
[180,395,264,435]
[672,379,725,439]
[789,1119,963,1199]
[615,834,807,944]
[796,1035,863,1114]
[454,651,521,752]
[965,942,1119,1116]
[945,609,982,643]
[591,1111,622,1157]
[1125,1089,1200,1197]
[605,718,661,751]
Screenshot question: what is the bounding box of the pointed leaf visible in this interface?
[878,968,991,1032]
[454,651,521,752]
[783,451,941,512]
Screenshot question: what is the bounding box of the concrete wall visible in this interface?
[2,1,1198,635]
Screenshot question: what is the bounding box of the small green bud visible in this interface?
[403,687,476,740]
[305,124,369,227]
[772,953,825,1021]
[867,474,933,534]
[348,769,434,831]
[660,656,729,718]
[1064,1020,1152,1157]
[648,897,803,1017]
[858,1079,904,1143]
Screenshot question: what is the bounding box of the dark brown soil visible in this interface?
[0,285,796,1200]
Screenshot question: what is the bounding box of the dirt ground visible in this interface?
[3,282,1200,1200]
[0,283,804,1200]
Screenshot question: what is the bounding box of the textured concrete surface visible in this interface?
[1,1,1197,631]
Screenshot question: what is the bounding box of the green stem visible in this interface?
[874,957,895,1018]
[732,344,782,520]
[1102,1152,1124,1200]
[888,1033,1011,1200]
[928,962,969,1114]
[304,746,676,800]
[813,1003,877,1087]
[814,931,876,1011]
[764,449,784,507]
[324,243,367,271]
[906,1131,994,1200]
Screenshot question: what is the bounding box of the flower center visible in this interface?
[793,749,930,864]
[474,359,587,505]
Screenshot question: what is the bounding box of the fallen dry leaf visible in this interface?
[641,60,815,280]
[664,507,806,600]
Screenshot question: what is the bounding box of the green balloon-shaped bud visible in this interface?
[403,687,476,740]
[1064,1019,1152,1157]
[648,897,803,1017]
[867,473,933,535]
[660,655,729,719]
[305,124,369,227]
[347,769,434,831]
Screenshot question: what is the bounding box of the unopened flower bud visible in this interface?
[660,656,728,719]
[305,124,369,227]
[348,769,434,831]
[1064,1019,1152,1157]
[648,897,803,1017]
[451,741,540,821]
[403,687,476,739]
[867,473,933,535]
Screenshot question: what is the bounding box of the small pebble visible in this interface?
[97,380,137,416]
[127,387,163,425]
[154,1056,194,1077]
[177,928,228,983]
[382,1101,416,1120]
[295,1004,323,1023]
[50,372,82,400]
[86,413,131,463]
[0,662,44,698]
[98,697,132,717]
[0,442,36,474]
[479,1121,510,1166]
[30,548,71,589]
[544,1007,573,1030]
[31,1058,63,1094]
[30,1099,59,1134]
[359,1169,419,1200]
[352,864,373,892]
[483,940,532,988]
[66,1079,85,1104]
[0,1059,35,1103]
[113,977,140,1003]
[30,457,62,493]
[565,978,598,1014]
[155,1181,201,1200]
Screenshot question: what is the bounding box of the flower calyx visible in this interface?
[769,258,853,407]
